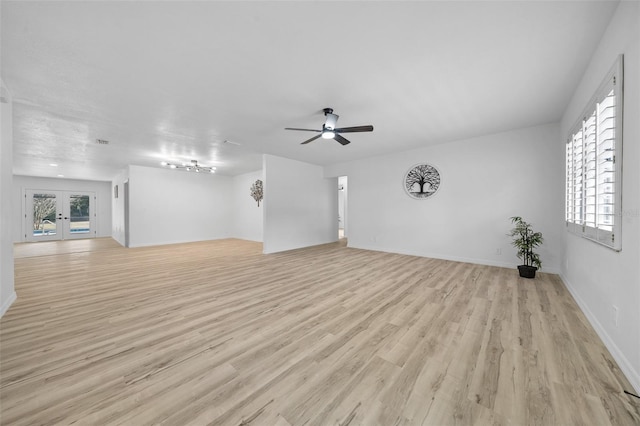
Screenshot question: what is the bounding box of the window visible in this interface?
[565,55,623,250]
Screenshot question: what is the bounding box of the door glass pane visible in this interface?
[32,193,57,237]
[69,194,90,234]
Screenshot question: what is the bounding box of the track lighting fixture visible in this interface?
[161,160,216,173]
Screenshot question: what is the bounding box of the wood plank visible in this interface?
[1,238,637,425]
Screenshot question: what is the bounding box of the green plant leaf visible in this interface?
[508,217,543,268]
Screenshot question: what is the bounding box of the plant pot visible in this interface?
[518,265,538,279]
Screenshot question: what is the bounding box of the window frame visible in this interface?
[565,55,623,251]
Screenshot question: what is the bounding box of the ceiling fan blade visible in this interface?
[285,127,321,132]
[301,134,323,145]
[334,134,351,145]
[334,125,374,133]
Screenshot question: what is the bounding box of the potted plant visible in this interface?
[508,216,543,278]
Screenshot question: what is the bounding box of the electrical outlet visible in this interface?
[612,305,619,327]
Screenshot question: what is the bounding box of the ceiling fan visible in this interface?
[285,108,374,145]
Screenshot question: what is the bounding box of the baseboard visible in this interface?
[0,290,17,318]
[347,242,561,274]
[560,273,640,394]
[264,238,338,254]
[128,235,233,248]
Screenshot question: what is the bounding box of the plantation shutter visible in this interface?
[571,129,584,226]
[565,55,622,250]
[565,137,573,223]
[596,89,616,233]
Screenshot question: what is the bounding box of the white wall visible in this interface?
[12,175,112,242]
[325,123,564,272]
[560,1,640,392]
[232,169,263,242]
[127,165,233,247]
[263,154,338,254]
[0,79,16,317]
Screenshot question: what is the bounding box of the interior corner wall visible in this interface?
[559,0,640,393]
[0,78,16,317]
[232,169,263,242]
[11,175,112,242]
[263,154,338,254]
[127,165,233,248]
[324,122,564,272]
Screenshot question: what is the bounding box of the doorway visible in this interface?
[25,190,96,242]
[338,176,347,239]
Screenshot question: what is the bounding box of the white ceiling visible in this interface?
[1,1,618,181]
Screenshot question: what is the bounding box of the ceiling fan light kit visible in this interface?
[285,107,374,145]
[321,129,335,139]
[161,160,216,173]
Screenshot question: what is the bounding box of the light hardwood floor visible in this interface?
[1,238,639,425]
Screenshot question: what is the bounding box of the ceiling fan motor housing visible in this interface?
[324,109,339,130]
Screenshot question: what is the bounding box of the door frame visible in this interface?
[24,189,97,242]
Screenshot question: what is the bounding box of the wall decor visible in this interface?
[250,179,263,207]
[404,163,441,199]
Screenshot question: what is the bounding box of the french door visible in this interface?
[25,190,96,242]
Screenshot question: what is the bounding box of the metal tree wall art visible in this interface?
[250,179,263,207]
[404,163,441,199]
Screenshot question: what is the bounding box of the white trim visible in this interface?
[346,242,561,274]
[0,291,17,318]
[128,236,235,249]
[560,272,640,394]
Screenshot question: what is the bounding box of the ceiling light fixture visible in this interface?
[161,160,216,173]
[321,130,335,139]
